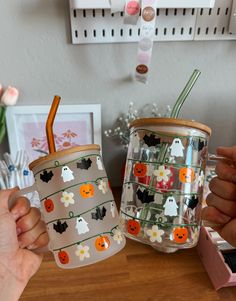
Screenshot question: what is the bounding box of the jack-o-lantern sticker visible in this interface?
[127,219,141,236]
[173,227,188,244]
[44,198,54,213]
[179,167,195,183]
[95,236,110,251]
[79,183,95,198]
[133,162,147,177]
[58,250,69,265]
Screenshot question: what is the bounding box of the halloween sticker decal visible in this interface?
[96,157,104,170]
[169,138,184,157]
[40,170,54,183]
[61,166,74,182]
[173,227,188,244]
[91,206,107,220]
[163,196,178,217]
[77,158,92,170]
[79,183,95,198]
[75,217,90,235]
[53,220,68,234]
[143,134,161,147]
[127,219,141,235]
[95,236,110,251]
[58,250,69,264]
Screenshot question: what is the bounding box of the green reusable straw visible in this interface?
[158,69,201,162]
[170,69,201,118]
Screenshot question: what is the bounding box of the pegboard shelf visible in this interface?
[70,0,216,9]
[70,0,236,43]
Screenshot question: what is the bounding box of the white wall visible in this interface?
[0,0,236,186]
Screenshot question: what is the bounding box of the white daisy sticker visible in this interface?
[75,244,90,261]
[98,179,108,194]
[113,229,123,244]
[60,191,75,207]
[198,170,205,187]
[146,225,164,243]
[153,165,171,182]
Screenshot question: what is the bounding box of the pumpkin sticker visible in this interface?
[127,219,141,236]
[173,227,188,244]
[95,236,110,251]
[179,167,195,183]
[133,162,147,177]
[44,198,54,213]
[58,250,69,264]
[80,183,94,198]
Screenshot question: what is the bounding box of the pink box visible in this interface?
[197,227,236,290]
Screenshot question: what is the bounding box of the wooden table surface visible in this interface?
[20,189,236,301]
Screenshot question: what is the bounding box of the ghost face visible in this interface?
[75,217,89,234]
[170,138,184,157]
[61,166,74,182]
[96,157,103,170]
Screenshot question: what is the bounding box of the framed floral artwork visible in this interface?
[6,104,101,162]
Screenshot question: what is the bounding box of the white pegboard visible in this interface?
[194,0,236,39]
[70,0,236,43]
[70,0,216,9]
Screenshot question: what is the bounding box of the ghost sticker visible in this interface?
[163,196,178,216]
[77,158,92,170]
[169,138,184,157]
[61,166,74,182]
[96,157,104,170]
[123,184,134,202]
[75,217,89,235]
[40,170,54,183]
[110,202,116,218]
[53,220,68,234]
[132,132,140,153]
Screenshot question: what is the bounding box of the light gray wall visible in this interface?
[0,0,236,186]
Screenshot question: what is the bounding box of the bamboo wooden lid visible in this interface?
[129,118,211,136]
[29,144,100,170]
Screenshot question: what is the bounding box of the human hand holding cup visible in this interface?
[9,96,125,268]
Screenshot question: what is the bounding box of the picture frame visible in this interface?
[6,104,101,162]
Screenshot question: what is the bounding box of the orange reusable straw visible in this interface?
[46,95,61,154]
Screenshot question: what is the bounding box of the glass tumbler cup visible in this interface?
[10,145,126,268]
[119,118,211,253]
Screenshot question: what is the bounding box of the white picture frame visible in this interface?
[6,104,101,162]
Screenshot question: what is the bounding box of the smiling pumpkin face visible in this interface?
[173,227,188,244]
[127,219,141,236]
[80,183,94,198]
[179,167,195,183]
[95,236,110,251]
[58,250,69,264]
[133,162,147,177]
[44,198,54,213]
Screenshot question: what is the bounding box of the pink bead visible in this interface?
[126,1,140,15]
